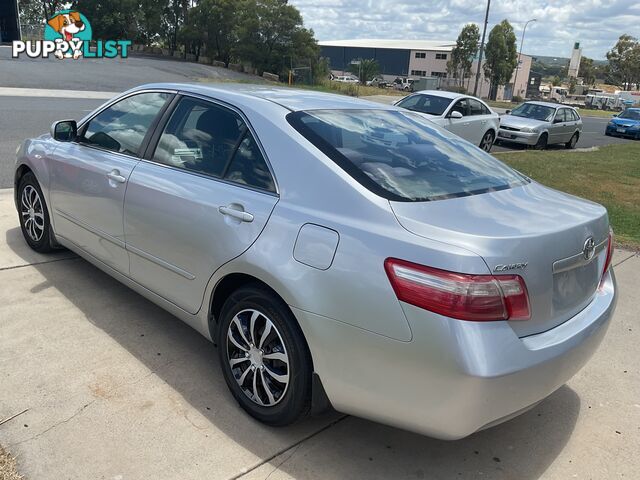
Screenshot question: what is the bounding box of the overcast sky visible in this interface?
[290,0,639,60]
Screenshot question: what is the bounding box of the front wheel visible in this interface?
[479,130,495,152]
[218,284,312,426]
[533,133,548,150]
[565,133,579,149]
[18,172,54,253]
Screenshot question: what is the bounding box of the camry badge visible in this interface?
[494,263,528,272]
[583,237,596,260]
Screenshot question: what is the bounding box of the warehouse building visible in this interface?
[319,38,533,101]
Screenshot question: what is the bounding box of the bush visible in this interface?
[512,95,524,103]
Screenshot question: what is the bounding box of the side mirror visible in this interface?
[505,110,511,115]
[553,118,563,124]
[612,113,618,117]
[449,111,463,119]
[51,120,77,142]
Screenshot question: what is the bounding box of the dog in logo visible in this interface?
[47,11,86,59]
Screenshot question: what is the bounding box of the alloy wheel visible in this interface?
[480,132,494,152]
[226,308,290,406]
[20,185,45,242]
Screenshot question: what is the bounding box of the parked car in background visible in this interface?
[497,101,582,150]
[15,84,616,440]
[366,76,388,88]
[393,77,416,91]
[605,108,640,139]
[333,75,359,84]
[394,90,500,152]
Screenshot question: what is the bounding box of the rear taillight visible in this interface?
[384,258,530,322]
[600,229,614,287]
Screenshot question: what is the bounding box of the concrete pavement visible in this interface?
[0,187,638,479]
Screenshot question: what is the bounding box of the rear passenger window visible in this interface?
[153,97,275,192]
[468,99,487,116]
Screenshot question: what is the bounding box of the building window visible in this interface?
[431,71,447,78]
[411,70,427,77]
[435,53,448,60]
[415,52,426,59]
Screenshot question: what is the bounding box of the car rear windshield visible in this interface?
[287,109,528,202]
[510,103,555,122]
[395,94,452,116]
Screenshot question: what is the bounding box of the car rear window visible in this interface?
[287,109,528,202]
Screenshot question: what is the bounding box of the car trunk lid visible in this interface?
[390,182,609,337]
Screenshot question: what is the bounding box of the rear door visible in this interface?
[49,91,173,274]
[123,95,278,314]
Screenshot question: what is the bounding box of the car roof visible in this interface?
[524,100,573,109]
[130,83,394,112]
[413,90,464,100]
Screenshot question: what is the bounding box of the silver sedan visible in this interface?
[14,84,616,439]
[497,101,583,149]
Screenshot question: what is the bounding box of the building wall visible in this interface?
[320,46,411,77]
[471,54,532,100]
[408,50,449,78]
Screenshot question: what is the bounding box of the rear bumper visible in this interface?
[296,270,616,440]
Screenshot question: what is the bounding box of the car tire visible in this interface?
[533,133,548,150]
[18,172,54,253]
[565,133,579,149]
[217,284,312,426]
[479,130,495,152]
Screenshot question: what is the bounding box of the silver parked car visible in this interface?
[15,84,616,440]
[394,90,500,152]
[498,101,583,149]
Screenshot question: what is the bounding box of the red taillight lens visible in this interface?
[600,229,614,286]
[384,258,530,322]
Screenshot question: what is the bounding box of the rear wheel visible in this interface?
[565,132,579,149]
[479,130,495,152]
[533,133,548,150]
[218,284,312,426]
[18,172,53,253]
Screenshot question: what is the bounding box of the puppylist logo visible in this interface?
[12,2,131,60]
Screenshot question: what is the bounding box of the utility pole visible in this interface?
[473,0,491,97]
[512,19,536,101]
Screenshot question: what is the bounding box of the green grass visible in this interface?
[496,143,640,249]
[576,109,622,119]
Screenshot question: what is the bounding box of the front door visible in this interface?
[443,99,472,141]
[49,91,173,273]
[124,96,279,314]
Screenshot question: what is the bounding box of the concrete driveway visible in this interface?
[0,187,638,480]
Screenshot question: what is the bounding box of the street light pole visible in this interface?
[511,18,536,102]
[473,0,491,97]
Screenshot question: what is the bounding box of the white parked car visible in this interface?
[395,90,500,152]
[333,75,359,84]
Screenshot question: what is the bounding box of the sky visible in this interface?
[289,0,639,60]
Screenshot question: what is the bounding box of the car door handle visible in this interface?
[219,205,254,223]
[107,170,127,184]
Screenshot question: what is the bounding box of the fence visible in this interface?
[20,24,44,41]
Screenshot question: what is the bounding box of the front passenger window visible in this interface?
[450,99,468,116]
[80,92,171,156]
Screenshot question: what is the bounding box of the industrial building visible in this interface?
[319,38,533,101]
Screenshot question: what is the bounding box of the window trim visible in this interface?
[141,91,279,197]
[74,89,177,160]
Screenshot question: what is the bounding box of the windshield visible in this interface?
[396,94,452,116]
[510,103,556,122]
[287,109,528,202]
[618,109,640,121]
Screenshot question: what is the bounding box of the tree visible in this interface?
[189,0,238,65]
[483,20,518,100]
[568,77,577,94]
[234,0,318,76]
[552,75,562,86]
[447,23,480,88]
[579,56,596,86]
[348,59,380,83]
[606,35,640,90]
